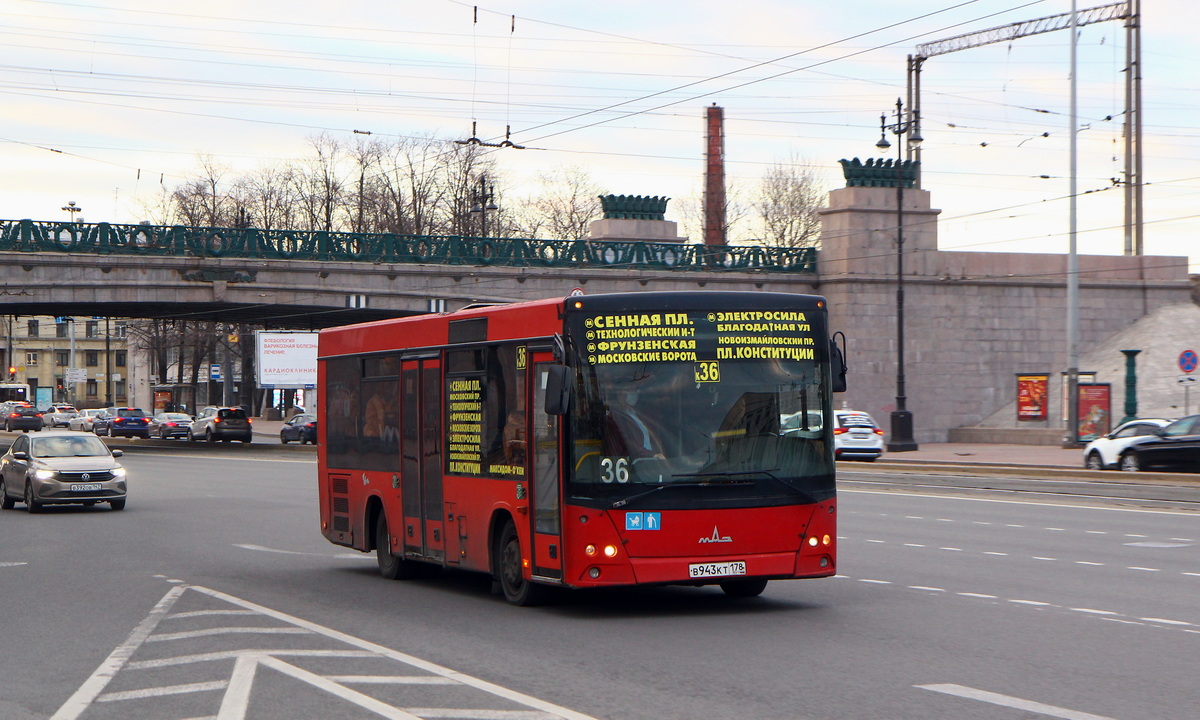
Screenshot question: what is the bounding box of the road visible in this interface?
[1,447,1197,720]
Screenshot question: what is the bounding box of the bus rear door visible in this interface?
[401,358,445,563]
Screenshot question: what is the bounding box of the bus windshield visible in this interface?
[564,300,834,509]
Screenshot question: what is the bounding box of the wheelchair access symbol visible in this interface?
[625,512,661,531]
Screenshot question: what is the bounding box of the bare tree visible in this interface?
[755,156,824,248]
[525,166,602,241]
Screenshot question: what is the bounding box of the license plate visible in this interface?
[71,483,102,492]
[688,561,747,579]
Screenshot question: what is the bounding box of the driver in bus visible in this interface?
[605,391,664,460]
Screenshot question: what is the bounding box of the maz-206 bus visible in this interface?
[317,291,847,605]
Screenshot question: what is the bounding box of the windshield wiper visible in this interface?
[673,469,818,504]
[611,484,667,509]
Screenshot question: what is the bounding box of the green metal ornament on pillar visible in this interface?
[1120,349,1140,424]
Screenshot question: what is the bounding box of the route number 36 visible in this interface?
[694,361,720,383]
[600,456,630,483]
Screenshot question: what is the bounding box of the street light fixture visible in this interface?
[469,175,498,238]
[875,98,922,452]
[61,201,82,221]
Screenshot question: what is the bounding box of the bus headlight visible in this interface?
[808,536,818,547]
[585,544,597,556]
[822,534,831,546]
[603,545,618,558]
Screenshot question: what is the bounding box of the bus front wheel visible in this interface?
[496,520,550,606]
[720,578,768,598]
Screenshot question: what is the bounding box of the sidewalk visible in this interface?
[874,443,1083,469]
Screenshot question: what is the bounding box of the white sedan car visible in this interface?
[67,409,110,433]
[1082,418,1171,470]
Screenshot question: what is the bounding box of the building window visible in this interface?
[56,321,69,338]
[28,377,38,390]
[55,350,69,367]
[86,321,99,338]
[115,351,127,367]
[115,380,127,400]
[26,319,39,337]
[25,351,38,366]
[114,322,127,339]
[85,351,99,367]
[86,379,98,397]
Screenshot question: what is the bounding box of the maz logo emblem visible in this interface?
[698,526,732,543]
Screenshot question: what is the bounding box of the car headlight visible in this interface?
[112,466,127,477]
[34,468,57,480]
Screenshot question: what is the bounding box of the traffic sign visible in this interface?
[1180,350,1198,373]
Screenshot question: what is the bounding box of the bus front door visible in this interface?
[401,359,445,562]
[529,359,563,582]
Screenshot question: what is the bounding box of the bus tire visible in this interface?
[495,520,551,606]
[719,578,768,598]
[375,512,418,580]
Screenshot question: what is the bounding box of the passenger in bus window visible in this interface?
[503,410,526,465]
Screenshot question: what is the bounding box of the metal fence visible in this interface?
[0,219,816,273]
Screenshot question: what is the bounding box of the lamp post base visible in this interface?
[887,409,919,452]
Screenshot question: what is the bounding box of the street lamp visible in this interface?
[469,175,498,238]
[875,97,922,452]
[61,201,82,221]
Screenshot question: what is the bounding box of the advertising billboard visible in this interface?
[255,331,318,388]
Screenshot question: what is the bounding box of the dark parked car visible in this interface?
[1117,414,1200,472]
[0,430,127,512]
[280,414,317,444]
[94,407,151,438]
[147,412,193,439]
[189,406,253,443]
[4,403,44,432]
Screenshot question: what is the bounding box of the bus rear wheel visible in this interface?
[720,578,768,598]
[375,513,420,580]
[496,520,550,606]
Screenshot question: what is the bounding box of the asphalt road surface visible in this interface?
[1,448,1196,720]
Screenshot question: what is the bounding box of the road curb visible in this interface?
[864,459,1200,485]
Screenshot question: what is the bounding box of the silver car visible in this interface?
[832,409,886,461]
[67,408,110,433]
[0,431,127,512]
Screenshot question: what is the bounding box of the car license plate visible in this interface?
[688,561,747,579]
[71,483,102,492]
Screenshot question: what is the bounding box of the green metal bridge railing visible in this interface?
[0,219,816,273]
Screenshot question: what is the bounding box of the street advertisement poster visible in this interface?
[1076,383,1112,442]
[255,331,318,388]
[1016,374,1049,421]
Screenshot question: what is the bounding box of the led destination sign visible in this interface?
[581,310,816,366]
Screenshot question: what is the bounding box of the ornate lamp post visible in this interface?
[61,201,82,221]
[469,175,498,238]
[875,98,922,452]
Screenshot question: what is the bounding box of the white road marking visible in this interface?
[957,592,997,599]
[857,579,892,584]
[1185,572,1200,578]
[146,627,310,643]
[1009,599,1053,606]
[1076,561,1105,566]
[168,610,258,620]
[903,543,925,548]
[1047,527,1066,531]
[51,585,187,720]
[54,584,600,720]
[917,683,1118,720]
[984,551,1008,556]
[1086,530,1107,534]
[235,543,371,559]
[1125,567,1160,572]
[841,487,1200,516]
[325,676,459,685]
[939,547,963,551]
[1140,617,1191,626]
[1071,608,1118,616]
[908,585,945,592]
[0,561,29,567]
[1032,556,1057,561]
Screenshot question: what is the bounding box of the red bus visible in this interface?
[317,291,845,605]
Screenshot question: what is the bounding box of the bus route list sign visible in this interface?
[1016,373,1049,422]
[581,311,816,366]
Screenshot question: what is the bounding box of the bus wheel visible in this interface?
[720,578,768,598]
[496,520,550,606]
[375,513,418,580]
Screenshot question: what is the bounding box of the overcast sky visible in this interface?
[2,0,1196,270]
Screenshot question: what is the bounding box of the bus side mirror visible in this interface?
[830,333,848,393]
[543,364,572,415]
